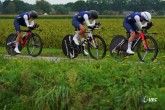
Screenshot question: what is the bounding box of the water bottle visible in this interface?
[22,32,27,41]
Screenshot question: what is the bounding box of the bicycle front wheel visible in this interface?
[137,36,158,62]
[27,33,43,57]
[87,35,106,59]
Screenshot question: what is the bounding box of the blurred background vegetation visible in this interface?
[0,0,165,15]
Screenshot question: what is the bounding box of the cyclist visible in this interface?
[72,10,100,56]
[14,11,38,53]
[123,11,153,54]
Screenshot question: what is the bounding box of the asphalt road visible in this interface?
[4,55,94,62]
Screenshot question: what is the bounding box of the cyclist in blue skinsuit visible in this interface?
[14,11,38,53]
[72,10,99,56]
[123,11,152,54]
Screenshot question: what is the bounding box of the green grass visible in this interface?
[1,18,165,50]
[0,46,165,110]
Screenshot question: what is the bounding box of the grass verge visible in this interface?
[0,48,165,109]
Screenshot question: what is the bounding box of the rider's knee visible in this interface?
[130,31,136,37]
[81,27,86,33]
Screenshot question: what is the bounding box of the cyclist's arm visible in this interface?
[135,15,147,28]
[84,14,96,27]
[23,15,34,27]
[30,20,34,26]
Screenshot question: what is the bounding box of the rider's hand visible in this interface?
[95,22,101,27]
[147,22,153,27]
[28,27,35,30]
[88,26,95,30]
[33,23,40,28]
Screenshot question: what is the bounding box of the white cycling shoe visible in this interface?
[126,49,134,54]
[73,37,79,45]
[14,48,21,54]
[83,50,89,56]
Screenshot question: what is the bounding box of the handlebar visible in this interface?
[21,28,42,32]
[141,29,157,35]
[87,27,103,31]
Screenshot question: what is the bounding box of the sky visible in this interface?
[0,0,80,4]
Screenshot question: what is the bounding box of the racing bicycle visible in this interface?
[62,27,107,59]
[6,27,43,57]
[109,26,158,62]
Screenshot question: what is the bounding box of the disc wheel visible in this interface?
[6,34,17,56]
[110,35,127,59]
[62,35,79,59]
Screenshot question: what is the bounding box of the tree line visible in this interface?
[0,0,165,15]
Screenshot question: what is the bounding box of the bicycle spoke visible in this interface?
[96,49,99,59]
[89,41,97,48]
[27,34,43,57]
[142,51,149,61]
[30,47,35,54]
[88,35,106,59]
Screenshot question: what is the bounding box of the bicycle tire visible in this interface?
[87,35,106,59]
[109,35,127,59]
[27,33,43,57]
[137,36,158,62]
[61,35,78,58]
[6,34,18,56]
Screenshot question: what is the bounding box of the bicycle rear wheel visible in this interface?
[6,34,17,56]
[87,35,106,59]
[62,35,78,59]
[137,36,158,62]
[27,33,43,57]
[110,35,127,59]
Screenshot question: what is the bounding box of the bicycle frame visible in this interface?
[85,30,96,48]
[85,28,102,48]
[62,27,106,59]
[131,32,149,50]
[20,31,32,47]
[111,31,150,53]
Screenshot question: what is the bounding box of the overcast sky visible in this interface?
[0,0,80,4]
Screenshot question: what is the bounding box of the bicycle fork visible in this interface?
[138,33,148,50]
[87,32,101,58]
[87,33,97,48]
[138,33,149,60]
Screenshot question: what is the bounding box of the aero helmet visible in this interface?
[30,11,38,19]
[141,11,151,21]
[89,10,98,19]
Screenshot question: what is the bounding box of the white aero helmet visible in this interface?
[141,11,151,21]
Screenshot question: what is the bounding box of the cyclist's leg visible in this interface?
[72,20,88,55]
[14,19,21,53]
[72,20,81,45]
[79,25,89,56]
[123,21,136,54]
